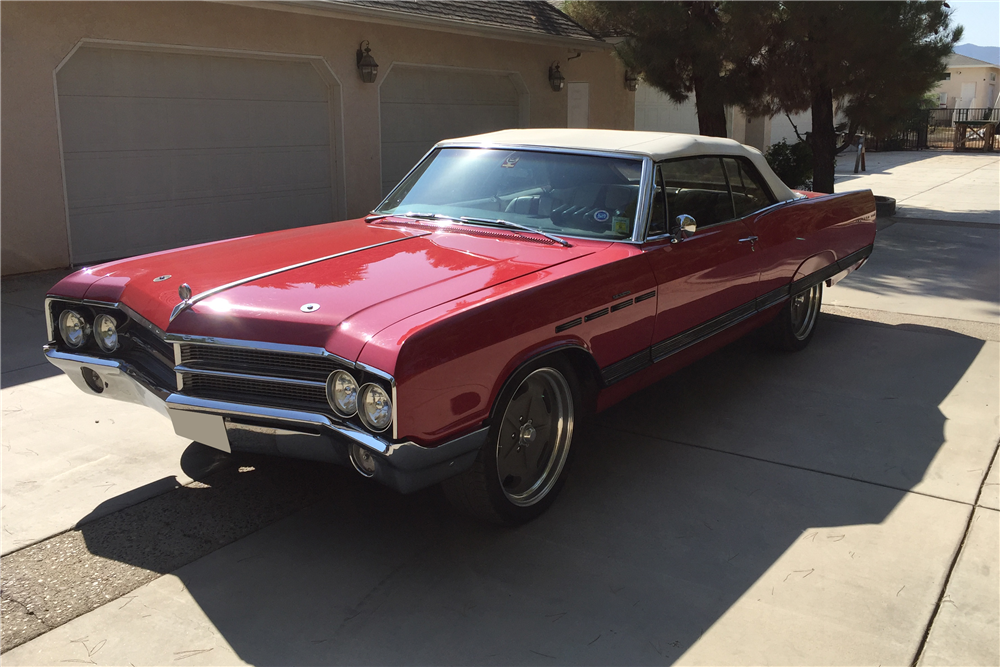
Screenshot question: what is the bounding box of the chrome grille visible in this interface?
[182,373,329,412]
[180,344,343,382]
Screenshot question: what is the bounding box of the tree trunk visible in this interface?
[692,75,729,138]
[810,84,836,193]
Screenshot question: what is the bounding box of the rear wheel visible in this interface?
[773,282,823,351]
[442,360,578,525]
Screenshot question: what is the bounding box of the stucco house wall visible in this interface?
[935,64,1000,109]
[1,1,632,276]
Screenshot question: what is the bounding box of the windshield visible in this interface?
[375,148,644,241]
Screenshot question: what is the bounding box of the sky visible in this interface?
[949,0,1000,47]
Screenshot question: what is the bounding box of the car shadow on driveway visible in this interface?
[74,315,992,665]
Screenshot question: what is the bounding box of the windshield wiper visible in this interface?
[370,212,571,247]
[456,216,572,248]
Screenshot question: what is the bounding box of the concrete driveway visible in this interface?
[1,150,997,665]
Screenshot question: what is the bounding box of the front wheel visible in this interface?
[442,361,578,525]
[772,282,823,351]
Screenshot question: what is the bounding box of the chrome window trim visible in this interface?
[638,157,800,243]
[374,144,654,246]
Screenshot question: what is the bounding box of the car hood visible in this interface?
[54,218,603,362]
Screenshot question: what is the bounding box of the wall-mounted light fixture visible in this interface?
[548,62,565,92]
[624,70,638,92]
[356,41,379,83]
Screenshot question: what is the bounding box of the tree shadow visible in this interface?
[833,223,1000,308]
[1,269,74,389]
[77,316,988,665]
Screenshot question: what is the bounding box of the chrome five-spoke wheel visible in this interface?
[790,283,822,341]
[496,368,574,507]
[442,360,579,524]
[774,281,823,351]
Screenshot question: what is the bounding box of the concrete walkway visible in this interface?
[2,150,998,665]
[1,271,228,556]
[835,150,1000,225]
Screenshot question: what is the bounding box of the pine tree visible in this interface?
[750,2,960,192]
[566,1,777,138]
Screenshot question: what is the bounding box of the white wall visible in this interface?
[634,82,700,134]
[769,112,812,146]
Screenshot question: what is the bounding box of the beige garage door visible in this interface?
[57,47,336,264]
[379,66,523,195]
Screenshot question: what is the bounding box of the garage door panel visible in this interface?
[379,66,522,194]
[65,147,331,210]
[60,97,329,153]
[58,47,336,263]
[59,49,327,102]
[71,188,334,264]
[381,70,518,105]
[381,103,519,143]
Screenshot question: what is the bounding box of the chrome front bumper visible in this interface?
[44,347,487,494]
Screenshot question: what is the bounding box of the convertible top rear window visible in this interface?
[376,148,644,240]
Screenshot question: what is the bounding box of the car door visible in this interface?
[642,156,760,360]
[721,156,798,304]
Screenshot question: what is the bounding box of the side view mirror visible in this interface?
[670,214,697,243]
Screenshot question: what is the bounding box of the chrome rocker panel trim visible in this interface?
[43,347,487,494]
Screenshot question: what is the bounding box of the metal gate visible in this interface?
[865,108,998,151]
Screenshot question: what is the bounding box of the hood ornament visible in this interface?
[301,303,320,313]
[170,283,194,322]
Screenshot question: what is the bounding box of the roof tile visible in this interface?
[325,1,600,41]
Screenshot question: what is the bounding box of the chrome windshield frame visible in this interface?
[373,143,656,245]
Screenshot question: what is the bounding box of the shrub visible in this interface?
[765,139,813,189]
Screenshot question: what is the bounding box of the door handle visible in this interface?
[738,235,758,251]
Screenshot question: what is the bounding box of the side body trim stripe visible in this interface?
[600,243,874,386]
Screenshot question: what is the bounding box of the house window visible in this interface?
[991,73,997,82]
[943,72,951,80]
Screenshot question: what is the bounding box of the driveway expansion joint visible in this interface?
[910,435,1000,666]
[599,423,982,510]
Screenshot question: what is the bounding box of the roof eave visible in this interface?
[227,1,613,51]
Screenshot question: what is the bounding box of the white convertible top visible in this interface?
[436,128,797,202]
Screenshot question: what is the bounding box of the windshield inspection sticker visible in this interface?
[613,216,630,235]
[593,210,610,222]
[501,156,520,168]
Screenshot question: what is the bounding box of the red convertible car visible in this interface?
[44,129,875,524]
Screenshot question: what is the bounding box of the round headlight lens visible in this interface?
[58,310,88,348]
[94,314,119,353]
[359,383,392,432]
[326,370,359,417]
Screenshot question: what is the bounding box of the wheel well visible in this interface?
[489,346,602,422]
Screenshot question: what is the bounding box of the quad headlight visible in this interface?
[93,314,119,352]
[359,383,393,432]
[326,370,359,417]
[58,310,88,348]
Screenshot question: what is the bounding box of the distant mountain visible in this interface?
[954,44,1000,66]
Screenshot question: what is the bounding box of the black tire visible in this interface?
[772,282,823,351]
[875,195,896,218]
[442,357,580,525]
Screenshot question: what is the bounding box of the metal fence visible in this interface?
[864,108,999,151]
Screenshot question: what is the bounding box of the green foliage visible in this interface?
[746,2,961,192]
[565,1,779,137]
[765,140,813,189]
